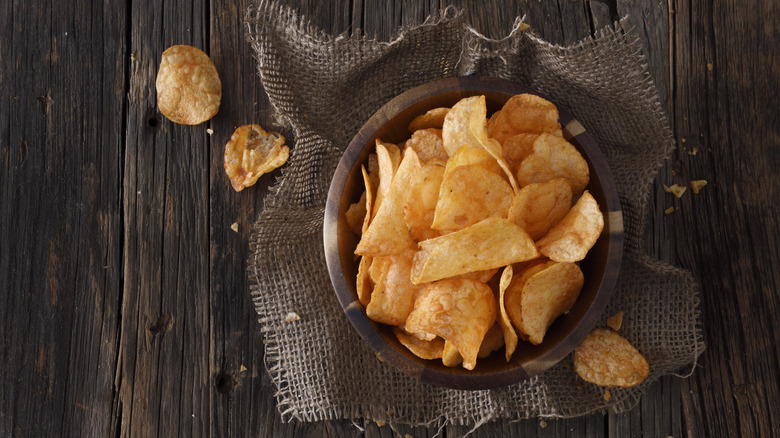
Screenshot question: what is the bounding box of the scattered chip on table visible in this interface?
[224,124,289,192]
[690,179,707,194]
[156,45,222,125]
[663,183,686,198]
[573,328,649,387]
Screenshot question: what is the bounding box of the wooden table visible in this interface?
[2,0,778,436]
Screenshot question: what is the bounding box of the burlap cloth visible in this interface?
[245,1,704,429]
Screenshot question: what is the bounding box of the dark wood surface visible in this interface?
[1,0,777,437]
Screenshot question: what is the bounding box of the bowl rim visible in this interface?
[324,76,623,390]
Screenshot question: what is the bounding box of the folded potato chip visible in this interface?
[516,133,590,195]
[411,217,538,284]
[408,107,450,131]
[405,129,448,165]
[497,265,519,361]
[405,279,497,370]
[431,164,514,231]
[537,190,604,262]
[403,163,444,241]
[372,141,397,218]
[360,165,374,234]
[393,328,444,360]
[356,149,421,256]
[356,255,374,306]
[507,178,573,241]
[366,250,419,326]
[488,94,563,145]
[505,261,584,344]
[574,328,649,387]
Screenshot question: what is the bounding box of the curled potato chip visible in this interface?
[573,328,649,387]
[372,141,397,218]
[403,163,444,241]
[478,323,505,359]
[356,255,373,306]
[156,45,221,125]
[405,129,448,165]
[507,178,573,241]
[431,164,514,231]
[488,94,562,145]
[505,261,584,344]
[224,124,289,192]
[537,190,604,262]
[497,265,519,361]
[394,328,444,360]
[355,149,421,256]
[405,279,497,370]
[411,217,538,284]
[366,250,419,326]
[360,165,375,234]
[516,133,589,195]
[441,340,462,367]
[408,107,450,131]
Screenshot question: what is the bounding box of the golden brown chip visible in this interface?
[507,178,573,241]
[573,328,649,387]
[403,163,444,241]
[478,323,505,359]
[345,191,367,236]
[516,133,589,195]
[405,129,448,165]
[368,256,390,284]
[156,45,222,125]
[372,141,396,218]
[504,261,584,344]
[431,164,514,231]
[488,94,562,145]
[607,311,624,331]
[360,165,375,234]
[405,279,497,370]
[501,133,538,172]
[356,255,374,306]
[224,124,289,192]
[411,217,539,284]
[537,191,604,262]
[393,328,444,360]
[355,149,421,256]
[444,145,504,177]
[663,183,686,198]
[366,250,420,326]
[408,107,450,131]
[441,341,462,367]
[497,265,519,361]
[689,180,707,194]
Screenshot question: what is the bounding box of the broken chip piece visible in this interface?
[224,124,289,192]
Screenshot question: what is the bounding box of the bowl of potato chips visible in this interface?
[324,76,623,390]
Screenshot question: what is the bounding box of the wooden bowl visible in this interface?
[323,77,623,390]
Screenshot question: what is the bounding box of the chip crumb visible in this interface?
[375,420,386,427]
[690,180,708,194]
[539,420,548,428]
[230,222,239,232]
[707,63,713,71]
[671,169,678,176]
[604,389,611,401]
[519,23,531,31]
[607,311,624,331]
[284,311,301,322]
[575,381,583,390]
[664,206,675,215]
[680,137,686,144]
[663,184,686,198]
[240,364,247,373]
[562,361,571,369]
[207,128,214,135]
[688,147,698,156]
[405,434,414,438]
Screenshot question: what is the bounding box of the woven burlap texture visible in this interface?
[245,1,704,426]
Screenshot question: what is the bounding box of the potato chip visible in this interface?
[453,268,498,283]
[573,328,649,387]
[224,124,289,192]
[507,178,573,241]
[393,327,444,360]
[441,341,462,367]
[400,322,436,341]
[408,107,450,131]
[504,261,584,344]
[366,250,419,326]
[405,279,497,370]
[689,179,707,194]
[478,323,505,359]
[367,153,380,190]
[356,255,373,306]
[360,165,374,234]
[537,190,604,262]
[431,164,514,231]
[502,133,538,172]
[607,311,624,331]
[411,217,539,284]
[442,96,519,193]
[497,265,519,361]
[403,163,444,241]
[405,129,448,165]
[156,45,221,125]
[372,141,397,218]
[355,149,421,256]
[488,94,562,145]
[444,145,504,177]
[516,133,589,195]
[345,191,367,235]
[369,256,390,284]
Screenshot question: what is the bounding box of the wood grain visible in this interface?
[1,0,778,437]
